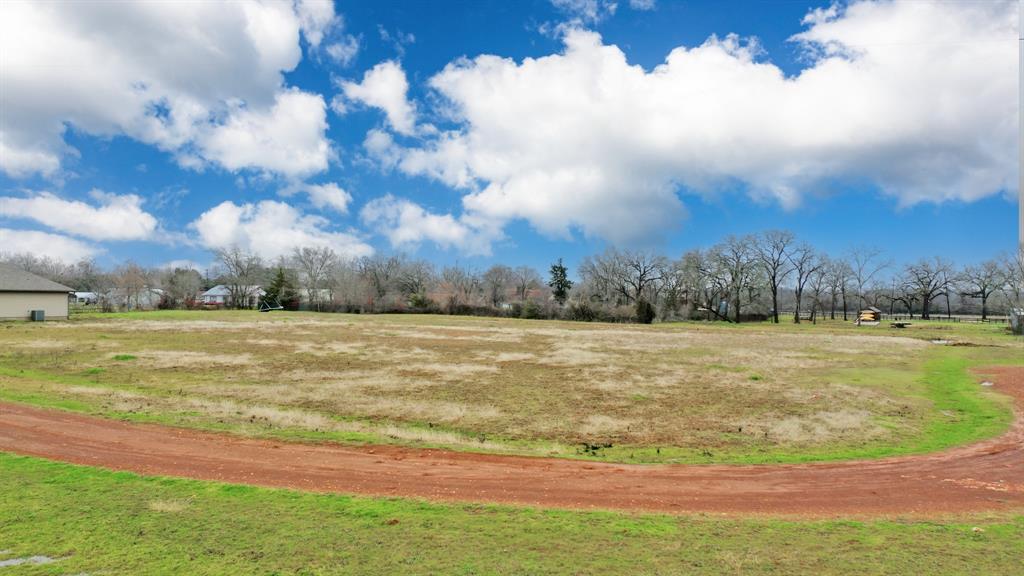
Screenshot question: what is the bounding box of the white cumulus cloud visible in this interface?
[191,200,373,261]
[0,228,98,262]
[360,195,498,255]
[337,61,418,135]
[326,35,361,67]
[368,0,1018,251]
[305,183,353,214]
[294,0,337,48]
[0,190,158,241]
[196,90,331,179]
[0,0,338,179]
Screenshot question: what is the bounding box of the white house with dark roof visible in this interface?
[200,285,264,308]
[0,263,74,320]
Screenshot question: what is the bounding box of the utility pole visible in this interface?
[1019,0,1023,248]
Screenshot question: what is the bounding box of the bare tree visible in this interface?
[0,253,73,284]
[754,230,795,323]
[579,248,666,305]
[358,255,400,310]
[441,264,481,310]
[824,258,853,320]
[293,246,338,311]
[806,260,830,324]
[482,264,515,307]
[328,259,364,309]
[957,262,1003,319]
[66,259,105,291]
[682,249,731,321]
[658,258,692,320]
[902,257,954,320]
[396,259,435,302]
[622,250,667,305]
[710,236,757,323]
[999,250,1024,308]
[512,266,541,302]
[112,261,149,310]
[848,246,890,308]
[215,246,263,309]
[788,243,824,324]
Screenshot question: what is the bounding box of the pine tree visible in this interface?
[263,267,299,310]
[548,258,573,305]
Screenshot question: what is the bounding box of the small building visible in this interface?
[200,285,265,308]
[73,291,98,305]
[104,286,165,310]
[0,263,74,320]
[857,306,882,326]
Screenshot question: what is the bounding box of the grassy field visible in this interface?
[3,312,1023,574]
[2,453,1023,575]
[0,311,1020,464]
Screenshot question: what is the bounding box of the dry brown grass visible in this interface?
[0,311,953,458]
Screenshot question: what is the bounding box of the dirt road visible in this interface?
[1,367,1022,517]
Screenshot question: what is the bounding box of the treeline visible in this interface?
[2,230,1022,324]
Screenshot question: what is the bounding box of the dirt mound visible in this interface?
[1,367,1022,517]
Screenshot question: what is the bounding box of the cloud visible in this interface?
[326,35,361,67]
[0,0,337,179]
[372,0,1017,251]
[337,61,417,135]
[191,200,373,261]
[360,195,498,255]
[0,190,158,241]
[377,26,416,57]
[196,89,331,179]
[294,0,338,48]
[629,0,656,10]
[550,0,618,25]
[0,228,98,262]
[304,183,353,213]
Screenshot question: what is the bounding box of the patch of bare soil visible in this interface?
[1,367,1021,517]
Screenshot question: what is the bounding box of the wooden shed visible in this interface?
[857,306,882,326]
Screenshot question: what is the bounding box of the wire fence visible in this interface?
[880,313,1009,324]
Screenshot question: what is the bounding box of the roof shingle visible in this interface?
[0,263,74,293]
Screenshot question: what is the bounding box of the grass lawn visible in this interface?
[1,453,1023,575]
[0,311,1020,463]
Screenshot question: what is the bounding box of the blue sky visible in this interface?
[0,0,1018,275]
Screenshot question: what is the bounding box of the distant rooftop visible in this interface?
[0,263,74,293]
[202,285,264,297]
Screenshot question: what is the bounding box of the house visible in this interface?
[73,291,98,305]
[105,286,165,310]
[201,285,265,308]
[0,263,74,320]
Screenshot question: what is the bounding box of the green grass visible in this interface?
[0,347,1015,465]
[1,453,1022,575]
[1,311,1020,464]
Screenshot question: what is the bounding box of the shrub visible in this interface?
[566,300,599,322]
[520,300,543,319]
[635,300,656,324]
[407,293,439,312]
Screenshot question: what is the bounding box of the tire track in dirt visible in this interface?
[1,367,1022,517]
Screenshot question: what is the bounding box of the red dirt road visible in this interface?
[1,367,1022,517]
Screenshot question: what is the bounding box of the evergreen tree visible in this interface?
[548,258,573,305]
[263,266,299,310]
